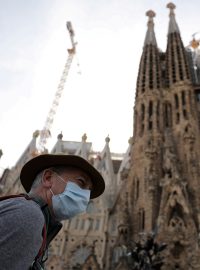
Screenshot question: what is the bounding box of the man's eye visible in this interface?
[77,178,85,185]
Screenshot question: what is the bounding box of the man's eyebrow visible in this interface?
[76,176,93,186]
[76,176,88,182]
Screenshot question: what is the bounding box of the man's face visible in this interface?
[50,167,93,196]
[40,166,93,211]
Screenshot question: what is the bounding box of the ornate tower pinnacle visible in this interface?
[167,2,180,34]
[144,10,157,47]
[134,10,162,138]
[105,135,110,144]
[167,2,176,14]
[82,133,87,142]
[165,2,190,86]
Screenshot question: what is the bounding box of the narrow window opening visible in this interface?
[138,209,145,231]
[136,179,139,200]
[195,89,200,102]
[141,104,145,120]
[175,94,179,109]
[141,104,145,135]
[141,124,144,135]
[176,112,180,124]
[165,104,169,127]
[183,109,187,119]
[189,91,192,108]
[138,212,141,231]
[142,209,145,230]
[148,101,153,130]
[134,111,138,136]
[156,101,160,129]
[182,91,186,106]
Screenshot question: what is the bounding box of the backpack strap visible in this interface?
[35,223,47,260]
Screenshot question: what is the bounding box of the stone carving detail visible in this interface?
[162,148,179,180]
[144,138,158,161]
[183,123,195,148]
[183,124,199,177]
[157,144,200,269]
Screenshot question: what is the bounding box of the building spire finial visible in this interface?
[144,10,157,47]
[167,2,180,34]
[146,10,156,30]
[167,2,176,15]
[146,10,156,20]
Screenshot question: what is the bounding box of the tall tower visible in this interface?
[129,9,163,238]
[127,3,200,269]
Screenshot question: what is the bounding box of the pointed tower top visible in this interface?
[167,2,180,34]
[105,135,110,143]
[146,10,156,19]
[33,130,40,138]
[57,132,63,140]
[144,10,157,47]
[82,133,87,142]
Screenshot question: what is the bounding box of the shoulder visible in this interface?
[0,197,45,231]
[0,197,45,269]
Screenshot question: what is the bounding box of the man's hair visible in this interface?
[30,170,44,190]
[30,166,77,191]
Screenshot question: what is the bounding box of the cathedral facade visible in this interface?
[1,2,200,270]
[124,3,200,269]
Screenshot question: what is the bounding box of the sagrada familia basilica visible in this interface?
[1,2,200,269]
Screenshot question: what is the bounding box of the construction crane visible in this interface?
[38,21,77,153]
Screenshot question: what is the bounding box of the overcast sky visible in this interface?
[0,0,199,169]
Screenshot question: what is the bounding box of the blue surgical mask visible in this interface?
[50,180,90,221]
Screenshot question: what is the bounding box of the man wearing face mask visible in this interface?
[0,154,105,270]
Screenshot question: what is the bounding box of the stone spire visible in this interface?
[75,133,88,159]
[167,3,180,34]
[134,10,162,139]
[144,10,157,47]
[136,10,161,98]
[165,3,190,86]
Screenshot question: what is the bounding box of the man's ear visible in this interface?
[42,169,54,188]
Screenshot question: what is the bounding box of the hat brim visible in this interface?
[20,154,105,199]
